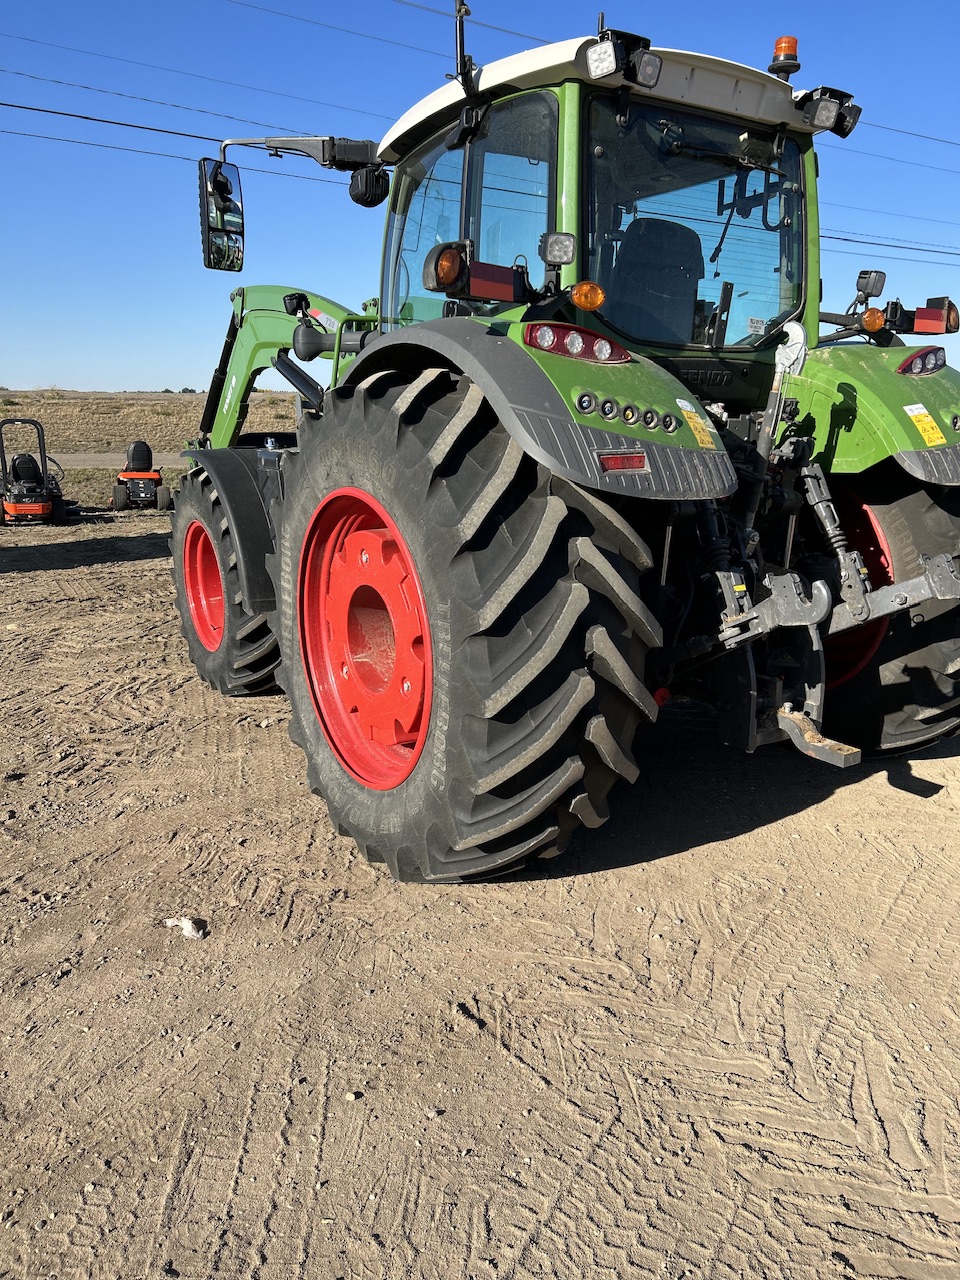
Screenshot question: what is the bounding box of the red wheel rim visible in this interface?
[825,487,893,689]
[183,520,225,652]
[299,488,433,789]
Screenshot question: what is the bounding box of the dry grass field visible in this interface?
[2,392,960,1280]
[0,388,296,506]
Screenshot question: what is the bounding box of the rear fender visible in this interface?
[794,346,960,483]
[343,319,737,500]
[178,447,277,613]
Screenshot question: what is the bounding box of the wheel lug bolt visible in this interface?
[341,664,349,678]
[360,550,369,565]
[402,679,411,694]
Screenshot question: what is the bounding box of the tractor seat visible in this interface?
[10,453,43,487]
[604,218,704,345]
[125,440,153,471]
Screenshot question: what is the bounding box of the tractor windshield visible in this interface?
[586,96,804,349]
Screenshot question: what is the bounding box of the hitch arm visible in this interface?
[776,708,861,767]
[827,552,960,635]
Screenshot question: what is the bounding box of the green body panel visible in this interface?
[202,285,356,450]
[791,346,960,472]
[556,81,582,295]
[799,144,821,350]
[497,318,726,453]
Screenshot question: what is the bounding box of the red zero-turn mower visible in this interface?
[113,440,173,511]
[0,417,68,525]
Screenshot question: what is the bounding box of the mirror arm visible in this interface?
[218,136,381,170]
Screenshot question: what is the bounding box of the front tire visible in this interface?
[272,368,661,881]
[170,467,280,696]
[823,471,960,751]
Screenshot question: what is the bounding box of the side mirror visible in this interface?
[199,159,244,272]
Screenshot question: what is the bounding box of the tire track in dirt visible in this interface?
[412,858,960,1279]
[4,518,960,1280]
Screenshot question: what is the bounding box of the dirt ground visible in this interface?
[2,396,960,1280]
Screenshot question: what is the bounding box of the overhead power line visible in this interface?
[4,100,957,271]
[862,121,960,149]
[822,231,960,260]
[391,0,546,44]
[823,245,960,269]
[820,140,960,177]
[0,66,303,134]
[4,26,960,165]
[0,127,349,185]
[0,127,195,163]
[1,100,221,145]
[822,200,960,231]
[0,31,396,121]
[225,0,449,59]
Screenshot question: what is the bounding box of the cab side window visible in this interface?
[383,91,558,327]
[467,92,557,292]
[383,140,464,327]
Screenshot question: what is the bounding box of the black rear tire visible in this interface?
[112,483,130,512]
[823,472,960,752]
[170,467,280,696]
[271,368,661,882]
[156,484,173,512]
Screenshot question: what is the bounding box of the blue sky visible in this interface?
[2,1,958,391]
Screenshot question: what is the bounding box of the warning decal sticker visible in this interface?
[904,403,947,447]
[676,399,716,450]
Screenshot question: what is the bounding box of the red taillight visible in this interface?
[597,450,648,473]
[915,298,960,334]
[524,324,630,364]
[896,347,947,375]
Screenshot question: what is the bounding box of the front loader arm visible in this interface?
[195,284,356,450]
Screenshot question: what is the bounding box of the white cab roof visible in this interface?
[378,35,815,162]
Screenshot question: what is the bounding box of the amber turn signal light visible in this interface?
[422,240,470,294]
[571,281,605,311]
[861,307,886,333]
[435,248,463,288]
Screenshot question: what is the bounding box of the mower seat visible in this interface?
[604,218,704,345]
[125,440,154,472]
[11,453,43,487]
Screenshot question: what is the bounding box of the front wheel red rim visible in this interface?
[183,520,225,652]
[299,488,433,790]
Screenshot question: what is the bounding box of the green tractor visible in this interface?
[171,19,960,881]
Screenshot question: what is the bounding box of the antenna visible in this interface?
[454,2,478,97]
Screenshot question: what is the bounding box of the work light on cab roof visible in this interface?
[585,20,663,88]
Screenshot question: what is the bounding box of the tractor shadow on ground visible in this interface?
[521,709,960,881]
[0,520,170,574]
